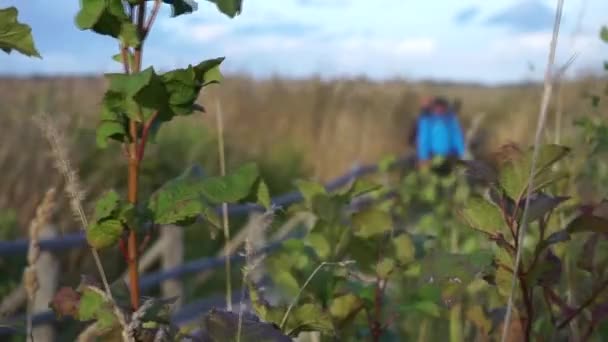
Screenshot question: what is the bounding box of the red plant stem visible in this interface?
[519,277,533,341]
[138,232,152,254]
[372,239,389,342]
[125,0,148,312]
[143,0,162,39]
[136,111,159,162]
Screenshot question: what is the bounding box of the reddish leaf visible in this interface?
[49,287,81,318]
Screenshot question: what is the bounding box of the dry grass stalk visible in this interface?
[24,187,56,342]
[33,113,113,300]
[237,209,275,342]
[500,0,565,341]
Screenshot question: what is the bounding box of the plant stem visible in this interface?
[519,278,533,340]
[557,278,608,329]
[124,0,148,312]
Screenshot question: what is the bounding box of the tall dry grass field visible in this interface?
[0,74,605,231]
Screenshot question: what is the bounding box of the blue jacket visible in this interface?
[416,112,465,161]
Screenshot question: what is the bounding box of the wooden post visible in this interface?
[160,225,183,309]
[32,225,59,342]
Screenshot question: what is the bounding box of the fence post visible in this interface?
[160,224,184,309]
[32,225,59,342]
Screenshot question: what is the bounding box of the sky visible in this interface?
[0,0,607,84]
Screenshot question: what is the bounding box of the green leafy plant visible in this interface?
[0,0,291,340]
[459,144,608,340]
[0,6,40,58]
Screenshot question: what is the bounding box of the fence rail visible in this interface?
[0,155,416,336]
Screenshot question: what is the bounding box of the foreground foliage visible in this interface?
[2,3,608,342]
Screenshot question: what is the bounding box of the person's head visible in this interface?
[420,96,433,110]
[432,97,449,114]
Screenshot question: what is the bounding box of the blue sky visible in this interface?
[1,0,607,83]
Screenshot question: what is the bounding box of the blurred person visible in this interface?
[416,97,465,174]
[408,95,434,147]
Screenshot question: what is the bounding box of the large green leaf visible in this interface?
[87,219,123,249]
[75,0,140,47]
[0,7,41,57]
[77,287,119,331]
[93,190,121,222]
[352,207,392,238]
[498,144,570,200]
[329,293,362,321]
[161,0,199,17]
[205,0,243,17]
[392,234,415,264]
[295,179,326,206]
[148,163,259,225]
[460,196,506,236]
[197,162,259,203]
[284,303,335,337]
[98,58,224,147]
[161,58,224,117]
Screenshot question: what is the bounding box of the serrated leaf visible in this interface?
[295,179,326,206]
[96,120,126,148]
[78,287,118,331]
[330,293,362,321]
[285,303,335,337]
[160,57,224,117]
[205,0,243,18]
[273,269,300,296]
[149,185,205,225]
[93,190,120,221]
[498,144,570,200]
[257,180,271,209]
[392,234,415,264]
[76,0,130,40]
[75,0,106,29]
[87,219,123,249]
[306,233,330,260]
[460,196,506,236]
[148,163,258,225]
[198,162,259,203]
[0,7,41,58]
[376,258,395,278]
[352,207,392,238]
